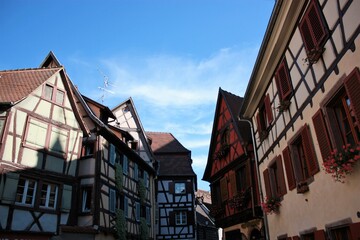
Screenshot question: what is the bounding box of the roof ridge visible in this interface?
[0,67,62,73]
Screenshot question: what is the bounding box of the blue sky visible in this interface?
[0,0,274,191]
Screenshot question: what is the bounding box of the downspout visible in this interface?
[237,116,269,240]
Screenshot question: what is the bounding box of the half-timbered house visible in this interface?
[0,61,88,239]
[203,88,263,240]
[146,132,197,240]
[239,0,360,239]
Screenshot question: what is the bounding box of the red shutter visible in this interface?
[265,94,273,124]
[301,125,320,176]
[283,146,296,190]
[276,156,287,197]
[275,59,292,100]
[220,177,228,202]
[263,169,272,198]
[229,170,237,195]
[350,222,360,239]
[292,236,300,240]
[299,0,327,52]
[344,68,360,126]
[314,230,326,240]
[256,113,263,133]
[312,110,332,161]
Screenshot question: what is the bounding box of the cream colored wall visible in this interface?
[254,0,360,238]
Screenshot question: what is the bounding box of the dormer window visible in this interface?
[43,84,65,105]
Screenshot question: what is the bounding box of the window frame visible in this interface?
[175,211,187,226]
[256,94,273,140]
[174,182,186,195]
[263,155,287,199]
[16,178,37,207]
[42,83,66,106]
[39,182,58,209]
[81,186,93,213]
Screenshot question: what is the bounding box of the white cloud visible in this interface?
[101,46,257,108]
[192,154,209,168]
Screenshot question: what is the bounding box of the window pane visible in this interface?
[40,183,58,209]
[16,179,37,206]
[175,183,186,194]
[55,90,64,104]
[44,85,53,100]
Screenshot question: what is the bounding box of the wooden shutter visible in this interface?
[2,172,19,204]
[168,182,174,194]
[350,222,360,239]
[229,170,237,195]
[256,113,263,133]
[344,67,360,125]
[265,94,273,124]
[169,211,175,226]
[300,0,327,52]
[187,210,195,225]
[263,169,271,198]
[301,125,319,176]
[186,182,193,193]
[312,110,332,161]
[314,230,326,240]
[275,59,292,100]
[220,176,228,202]
[276,156,287,197]
[61,184,72,211]
[283,147,296,190]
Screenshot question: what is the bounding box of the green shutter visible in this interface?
[2,172,19,204]
[61,184,72,211]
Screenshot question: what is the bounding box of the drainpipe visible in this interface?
[237,116,269,240]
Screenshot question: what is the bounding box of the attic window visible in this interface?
[43,84,65,105]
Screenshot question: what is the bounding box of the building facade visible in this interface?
[240,0,360,239]
[203,88,264,240]
[146,132,197,240]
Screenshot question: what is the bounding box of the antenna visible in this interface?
[97,68,114,103]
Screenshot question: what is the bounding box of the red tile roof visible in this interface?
[0,68,60,103]
[146,132,189,153]
[146,132,196,176]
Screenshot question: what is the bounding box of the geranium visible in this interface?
[261,196,281,215]
[322,144,360,183]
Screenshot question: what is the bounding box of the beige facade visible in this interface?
[240,0,360,239]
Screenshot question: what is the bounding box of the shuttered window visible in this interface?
[275,58,292,100]
[220,176,228,202]
[312,110,332,161]
[263,156,287,198]
[282,147,296,191]
[256,94,273,140]
[299,0,328,58]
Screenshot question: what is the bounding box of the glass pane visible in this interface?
[55,90,64,104]
[44,85,53,100]
[26,119,47,148]
[175,183,186,194]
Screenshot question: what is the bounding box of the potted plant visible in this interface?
[261,196,281,215]
[276,99,291,113]
[322,144,360,183]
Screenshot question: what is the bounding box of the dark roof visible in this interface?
[146,132,189,153]
[146,132,196,177]
[0,68,60,103]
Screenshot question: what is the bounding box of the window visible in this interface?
[263,156,287,198]
[82,141,95,157]
[299,0,328,63]
[211,181,221,206]
[275,58,292,101]
[256,94,273,140]
[330,226,351,240]
[109,189,116,213]
[0,115,6,142]
[16,178,59,210]
[287,125,319,193]
[24,117,69,157]
[40,183,58,209]
[175,211,187,225]
[43,84,65,105]
[313,68,360,162]
[16,178,37,206]
[81,187,92,213]
[175,182,186,194]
